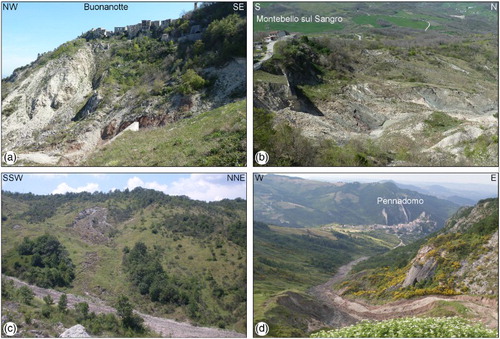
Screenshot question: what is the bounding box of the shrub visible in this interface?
[179,69,206,94]
[17,286,34,305]
[43,294,54,306]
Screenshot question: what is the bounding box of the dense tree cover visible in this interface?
[123,242,198,308]
[204,13,246,62]
[122,241,245,329]
[2,234,75,288]
[3,188,245,230]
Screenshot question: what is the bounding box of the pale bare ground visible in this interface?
[4,276,244,338]
[17,152,60,165]
[309,258,498,329]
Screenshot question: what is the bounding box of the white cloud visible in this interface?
[166,174,245,201]
[124,175,245,202]
[52,182,99,194]
[126,177,168,192]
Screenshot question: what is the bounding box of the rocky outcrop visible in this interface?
[454,230,498,295]
[60,325,90,338]
[254,82,293,111]
[2,45,96,149]
[402,245,437,287]
[254,37,498,166]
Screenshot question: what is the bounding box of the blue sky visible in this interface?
[2,2,194,77]
[2,173,247,201]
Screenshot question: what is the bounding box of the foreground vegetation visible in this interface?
[2,235,75,288]
[254,16,498,166]
[1,280,149,337]
[311,317,498,338]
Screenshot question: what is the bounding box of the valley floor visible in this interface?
[3,276,244,338]
[308,258,498,332]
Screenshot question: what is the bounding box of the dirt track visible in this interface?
[309,258,498,329]
[4,276,244,338]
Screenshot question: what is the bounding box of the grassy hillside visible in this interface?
[85,100,246,166]
[1,189,246,333]
[254,221,399,336]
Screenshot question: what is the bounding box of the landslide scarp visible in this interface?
[254,32,498,166]
[2,3,246,166]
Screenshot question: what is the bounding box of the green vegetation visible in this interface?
[424,111,461,135]
[2,3,247,167]
[85,100,246,166]
[2,95,21,117]
[1,188,246,333]
[115,295,145,332]
[204,13,246,64]
[2,234,75,288]
[353,15,428,29]
[123,242,199,310]
[254,18,344,34]
[311,317,498,338]
[45,39,86,61]
[1,280,151,337]
[179,69,207,94]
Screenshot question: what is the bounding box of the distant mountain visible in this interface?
[254,175,459,229]
[395,182,494,205]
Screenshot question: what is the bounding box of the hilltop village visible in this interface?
[81,3,204,43]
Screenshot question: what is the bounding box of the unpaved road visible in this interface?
[309,258,498,329]
[254,35,295,70]
[4,276,244,338]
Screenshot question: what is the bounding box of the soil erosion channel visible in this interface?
[308,257,498,329]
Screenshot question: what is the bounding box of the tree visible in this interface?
[17,286,34,304]
[76,302,89,320]
[58,294,68,312]
[115,295,144,331]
